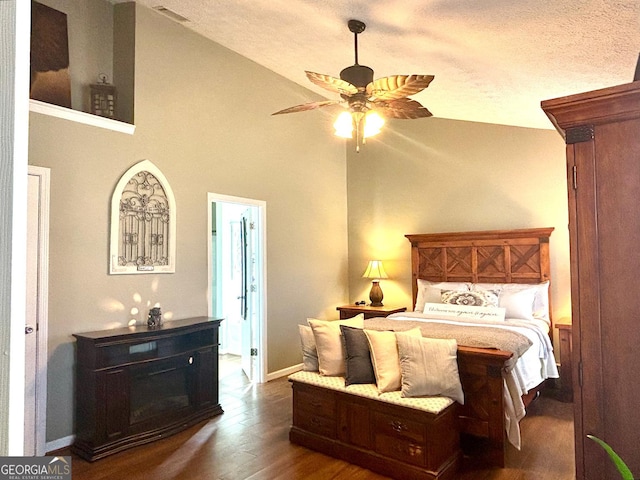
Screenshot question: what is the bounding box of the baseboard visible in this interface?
[46,434,75,454]
[266,363,302,382]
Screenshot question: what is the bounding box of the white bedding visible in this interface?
[386,312,559,449]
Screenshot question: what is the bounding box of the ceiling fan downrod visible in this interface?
[341,20,373,88]
[348,19,366,65]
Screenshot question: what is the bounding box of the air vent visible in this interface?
[152,6,190,23]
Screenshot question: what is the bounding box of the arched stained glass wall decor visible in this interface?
[110,160,176,274]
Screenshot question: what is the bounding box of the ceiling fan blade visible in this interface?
[374,98,433,119]
[306,71,359,96]
[272,100,339,115]
[367,75,435,101]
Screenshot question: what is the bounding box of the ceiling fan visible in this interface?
[272,19,435,151]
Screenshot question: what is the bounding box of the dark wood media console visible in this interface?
[72,316,223,461]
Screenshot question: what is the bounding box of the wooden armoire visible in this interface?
[542,82,640,480]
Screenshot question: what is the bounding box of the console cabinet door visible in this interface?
[102,369,129,441]
[194,347,218,408]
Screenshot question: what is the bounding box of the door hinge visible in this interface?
[250,348,258,356]
[572,165,577,190]
[578,360,583,387]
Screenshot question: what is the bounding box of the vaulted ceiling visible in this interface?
[132,0,640,129]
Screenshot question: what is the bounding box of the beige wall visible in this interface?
[29,4,348,441]
[345,117,571,322]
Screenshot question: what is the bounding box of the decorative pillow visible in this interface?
[441,289,499,307]
[340,325,376,386]
[414,279,470,312]
[298,325,319,371]
[307,314,364,376]
[396,333,464,404]
[473,281,550,323]
[364,328,422,393]
[423,302,506,322]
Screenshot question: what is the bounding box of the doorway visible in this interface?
[25,166,49,456]
[207,193,266,384]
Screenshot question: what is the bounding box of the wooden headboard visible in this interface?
[405,227,554,323]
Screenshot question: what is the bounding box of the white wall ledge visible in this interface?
[29,99,135,135]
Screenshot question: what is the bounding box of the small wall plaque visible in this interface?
[90,74,116,119]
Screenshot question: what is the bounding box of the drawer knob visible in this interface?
[391,420,406,432]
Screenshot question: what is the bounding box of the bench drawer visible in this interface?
[294,383,336,417]
[294,410,336,438]
[292,383,336,438]
[374,411,427,467]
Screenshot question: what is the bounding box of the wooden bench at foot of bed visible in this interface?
[289,372,462,480]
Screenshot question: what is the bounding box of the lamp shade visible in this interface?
[362,260,388,280]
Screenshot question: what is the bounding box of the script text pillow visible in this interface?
[364,327,422,393]
[308,314,364,376]
[396,333,464,404]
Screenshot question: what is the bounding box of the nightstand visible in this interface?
[555,322,573,402]
[336,304,407,320]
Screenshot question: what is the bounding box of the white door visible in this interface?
[25,166,49,456]
[240,208,259,381]
[207,193,266,383]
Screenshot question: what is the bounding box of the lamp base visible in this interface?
[369,281,384,307]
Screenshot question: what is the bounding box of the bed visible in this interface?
[392,227,559,465]
[292,227,558,470]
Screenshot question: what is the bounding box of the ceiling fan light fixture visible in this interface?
[334,111,354,138]
[363,110,384,138]
[272,18,434,152]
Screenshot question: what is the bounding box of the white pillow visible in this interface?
[473,281,550,322]
[307,314,364,376]
[364,327,422,393]
[298,325,318,371]
[414,279,470,312]
[441,289,499,307]
[396,334,464,404]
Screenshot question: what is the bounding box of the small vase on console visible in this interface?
[147,307,162,327]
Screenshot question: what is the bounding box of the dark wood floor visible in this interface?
[64,355,575,479]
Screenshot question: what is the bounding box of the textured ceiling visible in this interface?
[131,0,640,129]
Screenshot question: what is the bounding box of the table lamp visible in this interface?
[362,260,388,307]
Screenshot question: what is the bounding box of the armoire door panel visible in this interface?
[572,138,606,480]
[592,118,640,478]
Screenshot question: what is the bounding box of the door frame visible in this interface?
[3,0,31,454]
[207,192,267,383]
[26,166,49,456]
